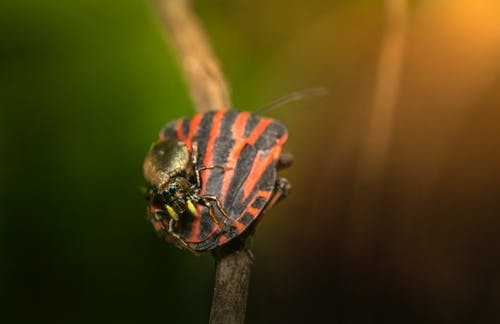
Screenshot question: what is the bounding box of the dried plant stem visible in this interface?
[358,0,408,186]
[157,0,231,113]
[156,1,251,323]
[346,0,408,252]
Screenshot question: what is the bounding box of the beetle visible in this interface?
[143,109,292,253]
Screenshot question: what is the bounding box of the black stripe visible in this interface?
[239,212,254,226]
[161,120,178,139]
[181,117,190,139]
[244,113,260,137]
[226,143,258,218]
[252,195,269,211]
[205,110,237,201]
[190,234,217,251]
[254,119,287,148]
[178,211,195,240]
[193,111,215,167]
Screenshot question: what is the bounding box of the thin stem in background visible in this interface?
[346,0,408,252]
[359,0,408,186]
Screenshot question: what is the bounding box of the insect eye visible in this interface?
[169,185,177,194]
[161,190,169,198]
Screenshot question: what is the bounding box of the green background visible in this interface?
[2,0,500,323]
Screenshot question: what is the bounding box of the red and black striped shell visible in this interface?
[151,109,288,251]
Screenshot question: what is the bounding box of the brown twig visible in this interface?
[157,0,231,113]
[156,1,252,323]
[210,239,254,324]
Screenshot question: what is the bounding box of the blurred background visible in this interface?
[2,0,500,323]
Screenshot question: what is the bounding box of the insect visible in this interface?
[143,109,292,253]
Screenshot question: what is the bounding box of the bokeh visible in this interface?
[2,0,500,323]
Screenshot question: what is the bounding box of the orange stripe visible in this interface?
[203,110,226,167]
[187,110,226,242]
[248,118,273,145]
[184,113,203,150]
[242,134,287,202]
[153,222,163,232]
[232,112,250,138]
[175,119,185,141]
[246,206,260,217]
[235,222,245,233]
[236,190,263,223]
[219,235,228,245]
[257,190,272,199]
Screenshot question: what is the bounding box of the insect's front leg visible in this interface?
[148,205,198,254]
[191,141,230,189]
[190,142,205,189]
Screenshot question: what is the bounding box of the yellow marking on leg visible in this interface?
[165,204,179,221]
[187,199,199,217]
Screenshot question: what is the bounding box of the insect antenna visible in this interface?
[254,87,328,115]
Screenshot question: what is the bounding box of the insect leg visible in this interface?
[263,178,292,213]
[190,142,204,188]
[167,218,199,255]
[192,142,230,188]
[150,206,199,255]
[198,197,231,231]
[194,165,228,187]
[190,142,227,187]
[191,141,199,165]
[277,153,294,171]
[199,165,226,171]
[200,195,235,228]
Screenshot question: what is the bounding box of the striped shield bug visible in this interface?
[144,109,292,253]
[143,89,325,253]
